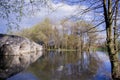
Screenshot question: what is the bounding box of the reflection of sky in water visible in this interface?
[7,72,39,80]
[7,51,111,80]
[94,61,111,80]
[94,52,111,80]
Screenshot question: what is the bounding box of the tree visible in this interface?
[103,0,120,79]
[73,20,98,53]
[0,0,49,30]
[58,0,120,79]
[52,26,60,49]
[75,0,120,79]
[18,18,54,48]
[1,0,120,79]
[63,0,120,79]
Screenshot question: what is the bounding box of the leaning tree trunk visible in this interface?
[103,0,120,79]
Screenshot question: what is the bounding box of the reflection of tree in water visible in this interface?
[60,52,102,80]
[27,51,103,80]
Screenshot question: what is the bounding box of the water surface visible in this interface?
[7,51,111,80]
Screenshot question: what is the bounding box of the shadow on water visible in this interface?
[7,51,111,80]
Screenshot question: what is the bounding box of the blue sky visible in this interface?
[52,0,80,5]
[0,0,103,34]
[0,19,8,33]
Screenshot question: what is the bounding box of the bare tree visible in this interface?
[59,0,120,79]
[1,0,120,79]
[103,0,120,79]
[0,0,49,31]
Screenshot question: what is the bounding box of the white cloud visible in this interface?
[0,1,96,33]
[29,2,80,19]
[19,2,93,28]
[51,3,78,12]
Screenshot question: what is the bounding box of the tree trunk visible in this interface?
[112,0,120,79]
[103,0,120,79]
[80,33,84,54]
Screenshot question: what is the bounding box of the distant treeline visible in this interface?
[17,18,106,52]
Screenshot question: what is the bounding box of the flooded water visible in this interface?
[7,51,111,80]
